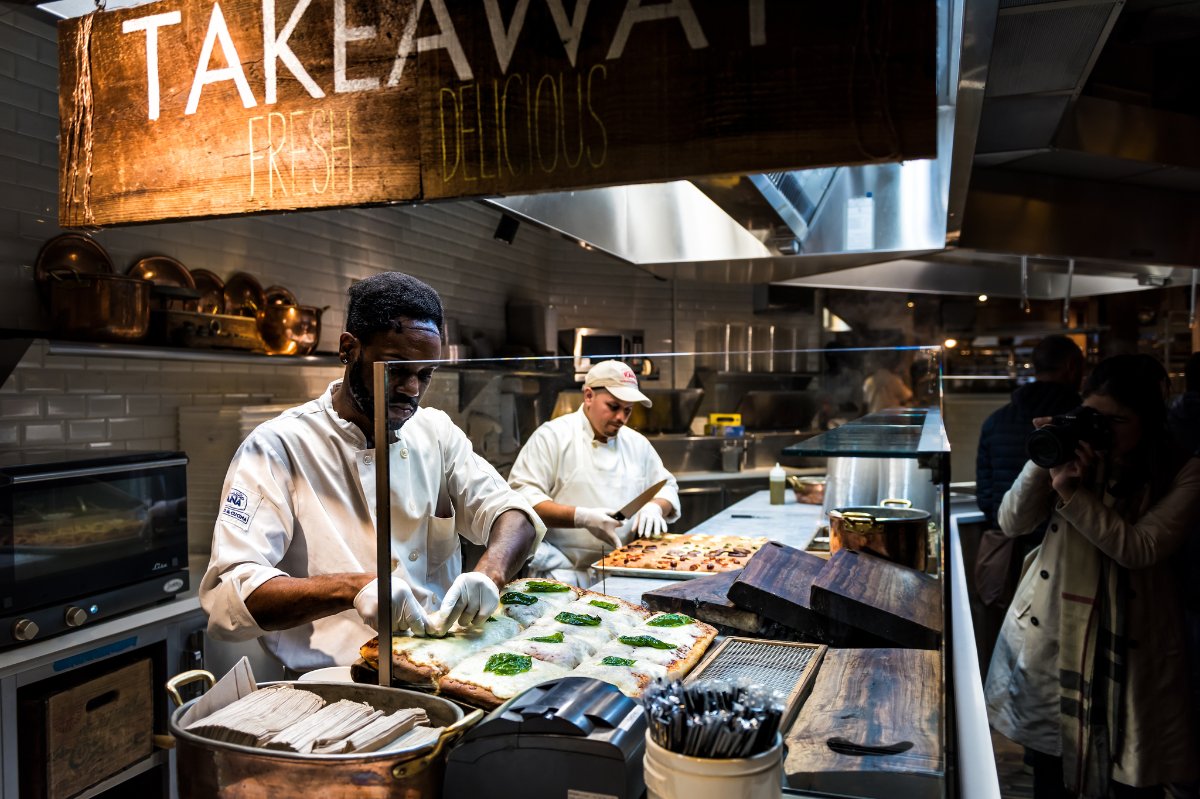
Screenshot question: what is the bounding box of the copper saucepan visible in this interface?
[48,272,152,342]
[828,498,930,571]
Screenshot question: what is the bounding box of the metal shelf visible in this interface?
[74,750,169,799]
[44,339,341,367]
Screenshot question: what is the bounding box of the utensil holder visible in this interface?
[643,732,783,799]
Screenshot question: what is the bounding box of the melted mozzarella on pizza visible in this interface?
[444,649,572,700]
[632,618,709,647]
[559,598,645,632]
[572,659,667,697]
[395,616,521,672]
[498,580,580,627]
[519,617,614,653]
[593,640,685,668]
[500,634,593,669]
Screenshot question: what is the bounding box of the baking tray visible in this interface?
[590,534,769,581]
[686,637,827,729]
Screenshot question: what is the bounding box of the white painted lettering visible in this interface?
[748,0,765,46]
[544,0,591,67]
[333,0,379,93]
[388,0,473,86]
[122,11,182,121]
[607,0,708,60]
[263,0,324,103]
[482,0,530,74]
[185,2,257,115]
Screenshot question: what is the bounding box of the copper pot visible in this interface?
[48,273,151,342]
[828,498,930,571]
[258,304,302,355]
[294,305,327,355]
[788,475,826,505]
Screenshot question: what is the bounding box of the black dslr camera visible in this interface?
[1026,406,1113,468]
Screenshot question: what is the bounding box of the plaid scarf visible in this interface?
[1058,473,1136,798]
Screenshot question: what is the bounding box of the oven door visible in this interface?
[0,458,188,617]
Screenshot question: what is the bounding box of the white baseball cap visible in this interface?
[584,360,652,407]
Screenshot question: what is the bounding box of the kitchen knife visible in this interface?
[610,478,669,521]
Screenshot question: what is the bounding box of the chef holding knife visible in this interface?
[508,360,681,585]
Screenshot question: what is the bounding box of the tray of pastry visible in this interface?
[591,534,770,580]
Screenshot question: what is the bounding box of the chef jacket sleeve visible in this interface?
[441,415,546,548]
[998,459,1055,538]
[199,433,294,641]
[506,425,559,508]
[1055,456,1200,569]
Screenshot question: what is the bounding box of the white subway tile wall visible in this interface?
[0,7,818,476]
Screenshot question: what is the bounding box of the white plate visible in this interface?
[297,666,354,683]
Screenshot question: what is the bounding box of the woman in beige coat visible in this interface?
[985,355,1200,798]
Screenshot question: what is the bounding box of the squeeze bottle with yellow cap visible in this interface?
[769,463,786,505]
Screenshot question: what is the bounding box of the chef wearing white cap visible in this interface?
[508,360,681,585]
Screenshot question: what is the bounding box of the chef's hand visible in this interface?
[435,572,500,633]
[353,573,431,637]
[573,506,622,549]
[632,502,668,538]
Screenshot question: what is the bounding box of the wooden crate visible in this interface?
[21,658,154,799]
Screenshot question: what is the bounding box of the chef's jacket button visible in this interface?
[400,448,409,459]
[1050,523,1059,532]
[1040,570,1049,580]
[408,501,416,513]
[408,551,419,562]
[363,454,373,465]
[1030,616,1039,627]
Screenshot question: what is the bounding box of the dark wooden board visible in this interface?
[809,549,942,649]
[726,541,829,640]
[642,569,767,635]
[785,647,943,793]
[59,0,937,227]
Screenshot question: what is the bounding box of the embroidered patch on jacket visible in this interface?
[220,486,262,531]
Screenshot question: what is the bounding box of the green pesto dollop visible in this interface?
[601,656,637,667]
[617,635,676,650]
[524,581,571,593]
[528,631,565,644]
[483,653,533,675]
[554,611,602,627]
[500,591,538,606]
[646,613,694,627]
[588,599,619,611]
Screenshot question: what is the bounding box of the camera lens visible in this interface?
[1027,427,1071,468]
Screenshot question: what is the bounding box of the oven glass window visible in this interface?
[6,470,187,584]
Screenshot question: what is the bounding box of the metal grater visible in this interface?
[686,638,827,727]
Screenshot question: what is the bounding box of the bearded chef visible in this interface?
[199,273,544,673]
[508,360,681,585]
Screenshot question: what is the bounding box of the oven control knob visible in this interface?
[65,607,88,627]
[13,619,38,641]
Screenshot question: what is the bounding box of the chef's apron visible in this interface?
[532,441,642,585]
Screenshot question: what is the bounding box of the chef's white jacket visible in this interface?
[200,381,544,672]
[508,407,680,570]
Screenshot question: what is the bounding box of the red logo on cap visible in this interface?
[620,366,635,381]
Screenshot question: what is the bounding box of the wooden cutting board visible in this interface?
[725,541,830,639]
[786,647,943,798]
[641,570,773,635]
[809,549,942,649]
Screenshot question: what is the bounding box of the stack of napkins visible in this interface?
[311,707,431,754]
[184,685,325,747]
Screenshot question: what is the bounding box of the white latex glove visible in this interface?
[353,573,431,637]
[436,572,500,633]
[573,506,622,549]
[632,502,668,538]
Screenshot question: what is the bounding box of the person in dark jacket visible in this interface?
[1168,351,1200,456]
[974,335,1083,662]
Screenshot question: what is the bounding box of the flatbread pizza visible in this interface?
[438,649,572,710]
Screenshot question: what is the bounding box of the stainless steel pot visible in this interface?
[166,670,480,799]
[48,272,151,342]
[828,498,930,571]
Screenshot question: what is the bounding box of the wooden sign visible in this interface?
[59,0,936,228]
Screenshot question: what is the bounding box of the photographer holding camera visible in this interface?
[984,354,1200,799]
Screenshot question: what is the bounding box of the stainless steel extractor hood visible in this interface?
[487,0,995,285]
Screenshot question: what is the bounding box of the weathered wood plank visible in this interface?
[58,0,936,227]
[786,647,943,795]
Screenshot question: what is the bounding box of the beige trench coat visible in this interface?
[985,458,1200,787]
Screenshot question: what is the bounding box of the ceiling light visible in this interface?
[943,338,958,349]
[977,294,988,302]
[906,301,915,309]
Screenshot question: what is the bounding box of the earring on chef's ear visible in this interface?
[340,355,348,364]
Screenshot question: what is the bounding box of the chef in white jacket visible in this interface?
[200,273,544,673]
[508,360,681,585]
